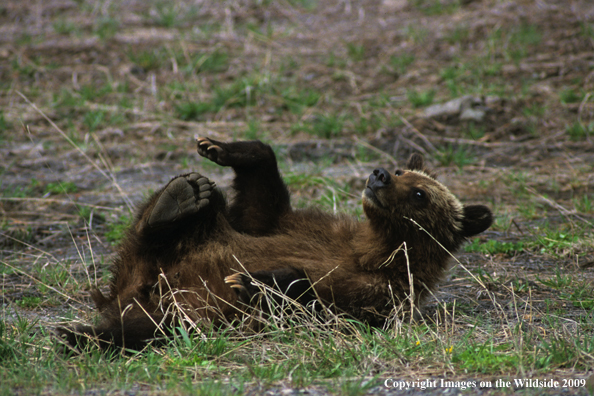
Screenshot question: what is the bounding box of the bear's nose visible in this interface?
[372,168,391,186]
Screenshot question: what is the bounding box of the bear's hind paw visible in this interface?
[144,173,214,230]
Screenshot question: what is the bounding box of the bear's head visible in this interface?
[362,153,492,250]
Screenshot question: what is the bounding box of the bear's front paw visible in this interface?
[225,272,260,304]
[146,173,214,229]
[197,137,229,166]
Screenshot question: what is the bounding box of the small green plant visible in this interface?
[509,24,541,61]
[280,87,320,114]
[1,178,40,198]
[435,145,474,168]
[154,3,179,27]
[568,287,594,310]
[412,0,460,15]
[346,42,365,62]
[52,19,78,35]
[407,89,435,108]
[573,194,593,213]
[175,102,213,120]
[212,77,263,110]
[441,65,462,81]
[522,103,546,118]
[241,119,263,141]
[452,342,518,374]
[105,214,132,245]
[566,121,592,141]
[464,122,485,140]
[44,181,78,195]
[94,17,120,40]
[16,296,43,309]
[530,229,581,256]
[187,51,229,74]
[79,83,113,101]
[580,22,594,38]
[127,49,164,71]
[292,114,345,139]
[535,331,594,369]
[404,25,429,44]
[511,23,541,47]
[559,88,583,104]
[52,88,80,109]
[288,0,317,9]
[326,51,347,68]
[83,110,106,131]
[0,111,10,139]
[389,53,415,75]
[441,65,463,97]
[77,205,105,224]
[445,26,469,44]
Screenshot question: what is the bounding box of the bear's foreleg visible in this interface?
[197,138,291,235]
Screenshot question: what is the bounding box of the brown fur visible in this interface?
[58,138,492,350]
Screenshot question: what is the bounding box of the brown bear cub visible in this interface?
[59,138,492,350]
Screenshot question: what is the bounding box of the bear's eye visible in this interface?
[395,169,404,176]
[412,188,426,201]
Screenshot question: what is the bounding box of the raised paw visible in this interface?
[197,137,229,166]
[145,173,215,229]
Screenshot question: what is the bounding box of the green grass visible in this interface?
[0,178,40,198]
[559,88,584,104]
[412,0,460,16]
[79,83,114,102]
[528,228,584,257]
[127,49,164,71]
[464,122,485,140]
[566,121,592,141]
[452,341,518,374]
[291,114,346,138]
[175,101,213,120]
[407,89,435,108]
[434,145,474,168]
[573,194,594,213]
[389,53,415,75]
[153,3,181,28]
[186,51,229,74]
[43,181,78,195]
[509,24,541,62]
[16,296,43,309]
[346,42,365,62]
[76,205,105,224]
[444,26,469,44]
[280,87,321,114]
[0,111,10,139]
[52,20,78,36]
[105,214,132,245]
[93,17,120,40]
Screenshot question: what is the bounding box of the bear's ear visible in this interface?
[406,153,425,171]
[460,205,493,237]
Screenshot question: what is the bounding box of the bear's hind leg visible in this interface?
[135,173,220,235]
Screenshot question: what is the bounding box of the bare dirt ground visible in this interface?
[1,0,594,395]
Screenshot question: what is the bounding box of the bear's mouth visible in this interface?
[363,186,386,209]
